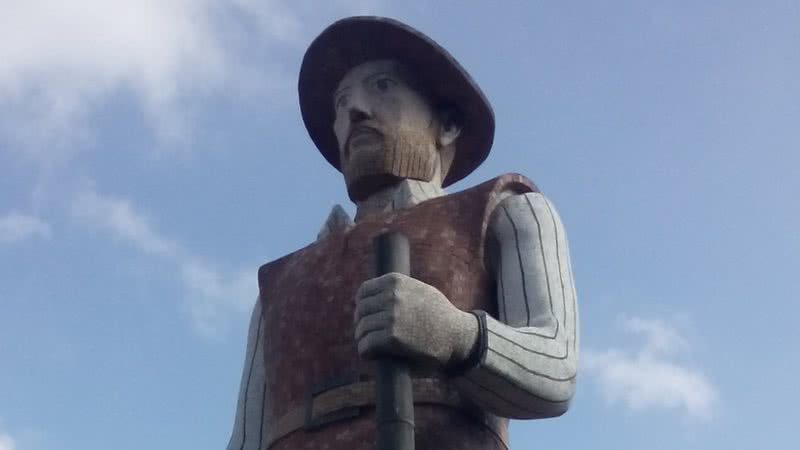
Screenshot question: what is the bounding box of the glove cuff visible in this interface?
[444,310,488,377]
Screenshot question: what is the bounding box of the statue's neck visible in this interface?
[354,178,445,222]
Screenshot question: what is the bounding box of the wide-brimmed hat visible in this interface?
[298,16,494,187]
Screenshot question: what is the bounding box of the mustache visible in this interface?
[345,123,384,156]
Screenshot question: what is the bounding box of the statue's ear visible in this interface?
[437,107,462,148]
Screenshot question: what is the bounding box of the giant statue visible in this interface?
[225,16,579,450]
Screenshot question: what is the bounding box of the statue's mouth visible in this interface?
[346,125,383,158]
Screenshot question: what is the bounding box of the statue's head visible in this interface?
[299,17,495,202]
[332,59,462,200]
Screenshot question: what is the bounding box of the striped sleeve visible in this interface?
[453,192,579,419]
[225,298,267,450]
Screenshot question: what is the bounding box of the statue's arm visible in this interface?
[225,298,267,450]
[452,192,579,419]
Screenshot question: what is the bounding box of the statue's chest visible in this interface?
[259,195,492,419]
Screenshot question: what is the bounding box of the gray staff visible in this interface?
[373,232,415,450]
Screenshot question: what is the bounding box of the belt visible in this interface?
[265,376,508,449]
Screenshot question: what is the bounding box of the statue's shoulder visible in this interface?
[431,173,541,240]
[483,174,567,244]
[445,173,540,218]
[488,172,539,195]
[454,172,539,200]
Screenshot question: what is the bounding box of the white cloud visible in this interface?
[72,189,179,257]
[180,259,255,336]
[622,316,689,356]
[0,212,51,244]
[0,0,384,162]
[1,0,225,156]
[583,316,717,420]
[0,431,16,450]
[71,185,256,335]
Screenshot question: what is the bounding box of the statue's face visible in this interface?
[333,59,440,201]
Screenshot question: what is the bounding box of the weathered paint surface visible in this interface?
[259,174,536,450]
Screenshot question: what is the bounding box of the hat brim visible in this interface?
[298,16,494,187]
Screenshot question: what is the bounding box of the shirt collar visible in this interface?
[317,179,445,240]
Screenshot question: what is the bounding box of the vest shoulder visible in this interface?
[452,173,539,200]
[258,239,316,286]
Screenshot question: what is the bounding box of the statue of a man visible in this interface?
[225,17,578,450]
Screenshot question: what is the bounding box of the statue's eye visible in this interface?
[374,77,396,92]
[335,94,349,110]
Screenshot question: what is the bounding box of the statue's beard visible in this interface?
[342,127,438,202]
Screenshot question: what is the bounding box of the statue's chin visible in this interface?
[342,135,439,202]
[346,173,403,202]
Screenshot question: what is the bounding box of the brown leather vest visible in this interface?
[259,174,536,450]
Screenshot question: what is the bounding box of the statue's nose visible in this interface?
[346,89,372,124]
[349,106,370,124]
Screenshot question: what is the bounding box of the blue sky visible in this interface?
[1,1,798,449]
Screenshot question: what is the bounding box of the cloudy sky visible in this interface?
[1,1,798,449]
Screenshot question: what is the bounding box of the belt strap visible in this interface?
[265,377,506,449]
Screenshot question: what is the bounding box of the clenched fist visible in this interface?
[353,272,480,370]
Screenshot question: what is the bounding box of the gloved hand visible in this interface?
[353,272,479,370]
